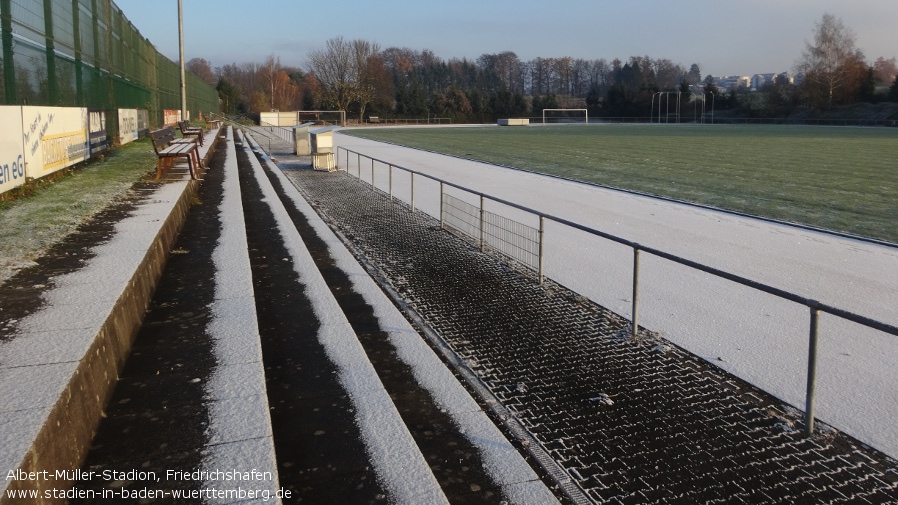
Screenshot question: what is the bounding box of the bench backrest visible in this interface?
[149,126,176,153]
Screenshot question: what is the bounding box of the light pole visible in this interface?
[178,0,187,121]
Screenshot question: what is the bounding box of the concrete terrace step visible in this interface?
[71,126,281,504]
[0,127,276,502]
[241,130,559,504]
[1,122,558,504]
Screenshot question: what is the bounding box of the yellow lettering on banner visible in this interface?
[41,130,87,171]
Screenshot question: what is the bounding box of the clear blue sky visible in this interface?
[113,0,897,77]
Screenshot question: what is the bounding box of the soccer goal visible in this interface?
[296,110,346,126]
[542,108,589,124]
[259,110,347,127]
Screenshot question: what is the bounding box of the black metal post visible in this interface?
[632,247,640,339]
[805,305,820,436]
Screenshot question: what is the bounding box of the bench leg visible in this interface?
[187,153,198,180]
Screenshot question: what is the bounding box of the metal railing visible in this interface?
[259,122,295,144]
[336,145,898,437]
[441,194,541,270]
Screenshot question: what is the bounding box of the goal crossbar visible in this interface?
[296,110,346,126]
[542,108,588,124]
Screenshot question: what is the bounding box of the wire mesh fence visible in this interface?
[1,0,219,129]
[441,194,481,244]
[440,194,541,273]
[482,210,540,271]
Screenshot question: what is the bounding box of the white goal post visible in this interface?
[259,110,346,127]
[296,110,346,126]
[542,108,589,124]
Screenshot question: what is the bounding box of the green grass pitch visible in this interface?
[345,124,898,244]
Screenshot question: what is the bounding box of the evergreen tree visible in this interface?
[857,66,877,102]
[217,78,241,114]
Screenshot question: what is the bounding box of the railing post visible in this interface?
[805,305,820,436]
[632,247,640,340]
[371,158,375,191]
[411,172,415,213]
[439,182,445,230]
[479,195,485,251]
[357,153,361,179]
[538,216,545,285]
[389,164,393,201]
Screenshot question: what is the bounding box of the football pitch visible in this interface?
[345,124,898,244]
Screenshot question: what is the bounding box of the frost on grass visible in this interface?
[0,156,153,283]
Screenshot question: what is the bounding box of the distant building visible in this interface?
[714,75,751,91]
[751,73,777,89]
[751,72,795,90]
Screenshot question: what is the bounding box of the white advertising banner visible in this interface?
[118,108,138,145]
[22,106,89,180]
[0,106,26,195]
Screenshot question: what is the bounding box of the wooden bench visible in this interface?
[150,126,201,180]
[178,120,205,146]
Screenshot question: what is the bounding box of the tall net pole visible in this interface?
[178,0,187,120]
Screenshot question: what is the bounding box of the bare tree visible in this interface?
[873,56,897,85]
[307,37,355,112]
[262,55,281,111]
[587,59,611,96]
[796,13,866,109]
[351,39,384,120]
[186,58,217,86]
[653,58,685,91]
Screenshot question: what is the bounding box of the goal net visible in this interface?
[541,108,588,124]
[259,110,346,127]
[296,110,346,126]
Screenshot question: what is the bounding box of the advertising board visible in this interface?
[163,109,182,126]
[137,109,149,138]
[21,106,89,180]
[118,109,138,145]
[0,106,26,195]
[89,109,108,156]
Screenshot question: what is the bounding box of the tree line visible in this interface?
[188,13,898,123]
